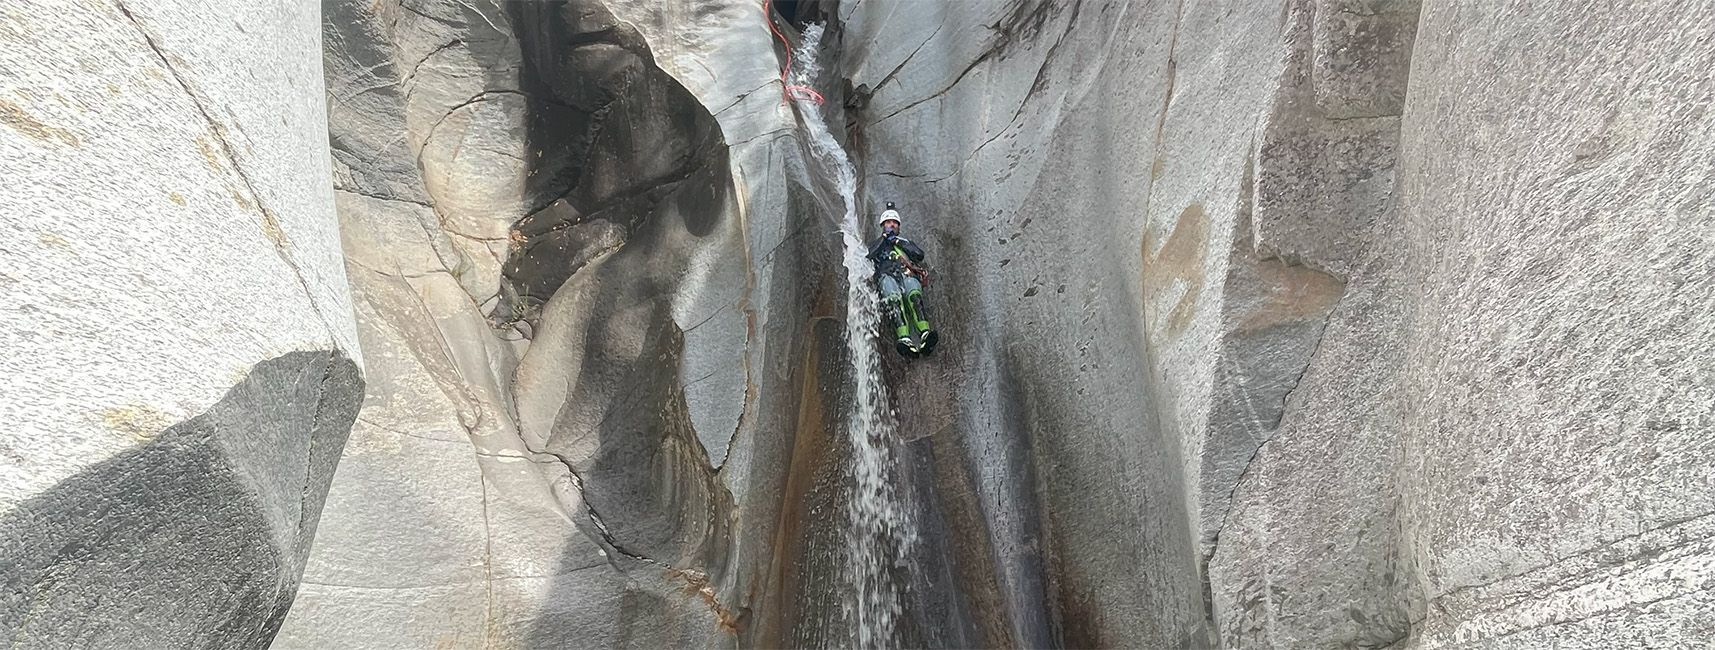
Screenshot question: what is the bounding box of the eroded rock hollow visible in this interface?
[1,0,1711,648]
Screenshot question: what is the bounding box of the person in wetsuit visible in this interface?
[867,202,936,355]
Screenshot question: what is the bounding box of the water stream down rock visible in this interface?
[789,24,919,648]
[0,0,1712,648]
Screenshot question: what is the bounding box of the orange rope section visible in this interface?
[763,0,825,105]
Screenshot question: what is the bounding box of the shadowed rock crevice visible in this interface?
[0,351,362,649]
[493,0,731,332]
[291,0,785,645]
[754,314,846,649]
[546,311,734,570]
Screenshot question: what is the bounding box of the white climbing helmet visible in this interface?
[878,202,901,227]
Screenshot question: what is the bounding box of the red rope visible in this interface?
[788,86,825,104]
[763,0,823,105]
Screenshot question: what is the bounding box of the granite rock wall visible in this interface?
[0,1,362,647]
[846,0,1713,647]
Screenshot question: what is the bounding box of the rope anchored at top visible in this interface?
[764,0,825,105]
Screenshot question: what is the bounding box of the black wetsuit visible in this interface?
[866,235,925,279]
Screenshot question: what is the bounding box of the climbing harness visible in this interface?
[902,256,931,288]
[882,242,931,288]
[763,0,825,105]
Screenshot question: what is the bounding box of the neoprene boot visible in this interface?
[885,296,910,339]
[886,295,915,356]
[908,291,932,332]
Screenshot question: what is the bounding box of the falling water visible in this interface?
[787,23,917,649]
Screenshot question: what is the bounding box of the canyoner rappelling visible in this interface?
[867,203,938,357]
[767,1,939,361]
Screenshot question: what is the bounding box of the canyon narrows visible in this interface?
[2,1,1712,649]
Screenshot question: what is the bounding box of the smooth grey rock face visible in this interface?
[2,0,358,501]
[0,352,361,650]
[281,0,811,647]
[1383,1,1715,645]
[846,0,1295,644]
[847,0,1715,647]
[1,0,362,647]
[1213,1,1715,648]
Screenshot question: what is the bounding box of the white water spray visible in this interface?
[788,24,917,648]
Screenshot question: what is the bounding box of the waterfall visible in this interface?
[788,23,918,649]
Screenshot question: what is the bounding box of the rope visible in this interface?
[763,0,824,104]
